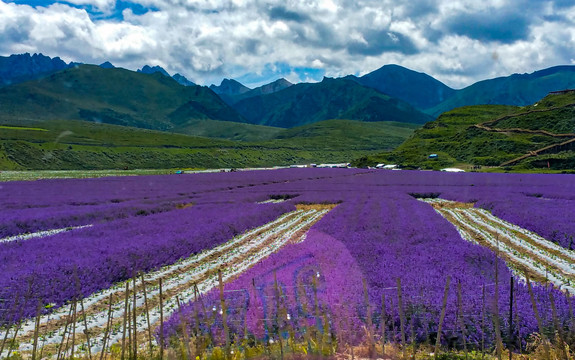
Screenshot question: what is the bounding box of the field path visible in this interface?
[0,204,335,359]
[422,198,575,294]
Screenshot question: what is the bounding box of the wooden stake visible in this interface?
[159,278,164,360]
[99,295,113,360]
[194,307,202,360]
[56,305,74,360]
[457,280,468,359]
[0,321,11,358]
[525,273,550,360]
[121,281,130,360]
[481,283,485,360]
[411,314,416,360]
[80,297,93,360]
[132,275,138,360]
[8,293,29,359]
[389,296,396,340]
[549,291,568,359]
[381,293,386,356]
[344,303,354,360]
[71,300,79,360]
[274,271,284,360]
[0,293,18,357]
[362,279,375,358]
[508,277,514,360]
[31,299,42,360]
[141,274,153,355]
[513,279,521,355]
[493,254,503,360]
[397,278,407,359]
[127,303,132,360]
[434,275,451,360]
[569,293,575,343]
[177,297,192,360]
[313,275,321,354]
[218,269,230,357]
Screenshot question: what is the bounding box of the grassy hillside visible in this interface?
[271,120,418,151]
[0,118,417,170]
[232,77,433,128]
[0,65,245,130]
[354,92,575,170]
[172,119,283,141]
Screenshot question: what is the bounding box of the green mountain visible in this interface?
[231,77,433,128]
[427,66,575,117]
[354,91,575,171]
[0,118,417,170]
[350,64,456,110]
[0,64,245,130]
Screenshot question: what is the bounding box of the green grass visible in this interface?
[173,119,284,141]
[268,119,418,151]
[0,125,48,131]
[0,118,417,171]
[0,169,175,182]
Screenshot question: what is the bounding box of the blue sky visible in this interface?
[1,0,574,88]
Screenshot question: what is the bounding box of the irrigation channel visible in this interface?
[422,198,575,294]
[0,204,336,359]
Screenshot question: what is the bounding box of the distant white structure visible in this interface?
[440,168,465,172]
[375,163,385,169]
[317,163,349,168]
[382,164,399,170]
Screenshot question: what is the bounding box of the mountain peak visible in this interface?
[137,65,170,77]
[356,64,455,110]
[254,78,293,95]
[209,78,251,95]
[0,52,71,87]
[99,61,115,69]
[172,73,195,86]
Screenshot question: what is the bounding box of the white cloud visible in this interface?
[0,0,574,88]
[65,0,117,12]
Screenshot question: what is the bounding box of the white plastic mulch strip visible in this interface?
[420,198,575,295]
[478,210,575,262]
[464,209,575,276]
[0,225,93,244]
[257,199,287,204]
[1,207,332,358]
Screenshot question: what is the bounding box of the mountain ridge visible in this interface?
[0,64,245,131]
[0,53,73,87]
[230,76,433,128]
[348,64,456,110]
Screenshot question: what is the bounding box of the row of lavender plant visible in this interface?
[0,200,295,322]
[0,168,360,239]
[162,170,575,353]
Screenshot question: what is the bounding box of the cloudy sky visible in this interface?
[1,0,574,88]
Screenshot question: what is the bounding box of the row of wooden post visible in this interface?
[2,264,574,360]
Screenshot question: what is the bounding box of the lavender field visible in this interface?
[1,168,575,359]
